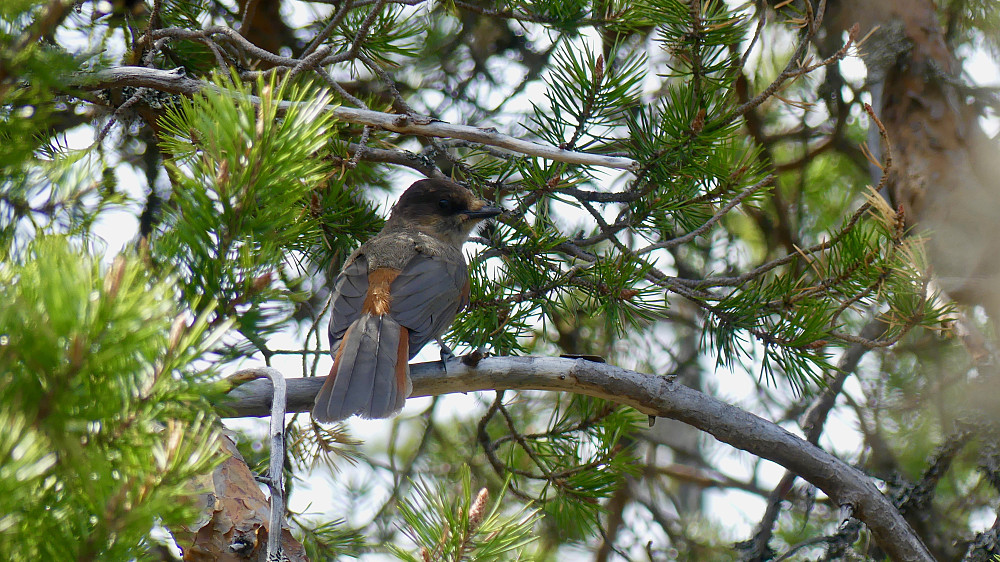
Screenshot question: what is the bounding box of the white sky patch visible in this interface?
[704,488,767,539]
[960,42,1000,137]
[839,53,868,87]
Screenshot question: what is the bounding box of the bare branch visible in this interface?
[150,26,301,67]
[301,1,353,58]
[742,319,886,560]
[229,367,287,561]
[729,17,857,121]
[239,0,261,36]
[221,356,932,561]
[76,66,640,171]
[337,143,448,179]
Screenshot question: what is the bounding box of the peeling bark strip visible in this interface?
[173,434,306,562]
[76,66,640,171]
[220,356,934,561]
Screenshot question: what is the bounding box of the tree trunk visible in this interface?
[825,0,1000,319]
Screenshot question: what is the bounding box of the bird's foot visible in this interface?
[437,338,455,365]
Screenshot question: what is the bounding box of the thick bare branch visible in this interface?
[221,356,932,561]
[76,66,639,171]
[742,319,887,560]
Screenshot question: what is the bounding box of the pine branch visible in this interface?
[75,66,639,171]
[222,357,933,561]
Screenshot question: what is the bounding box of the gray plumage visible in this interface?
[312,179,501,423]
[326,236,468,360]
[314,313,405,420]
[312,237,466,422]
[385,242,469,351]
[328,258,368,348]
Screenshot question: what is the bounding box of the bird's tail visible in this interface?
[312,313,412,422]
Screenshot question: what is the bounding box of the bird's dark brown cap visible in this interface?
[390,179,502,222]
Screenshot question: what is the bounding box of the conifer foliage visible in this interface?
[0,238,227,559]
[2,0,998,559]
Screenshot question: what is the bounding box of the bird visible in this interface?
[312,178,502,422]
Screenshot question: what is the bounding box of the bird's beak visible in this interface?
[461,205,503,219]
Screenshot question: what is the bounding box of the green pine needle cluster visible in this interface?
[477,394,645,539]
[390,466,541,561]
[155,72,379,352]
[530,43,645,152]
[0,237,227,560]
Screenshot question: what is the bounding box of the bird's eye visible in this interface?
[438,198,455,213]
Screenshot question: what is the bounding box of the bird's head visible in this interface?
[387,179,502,246]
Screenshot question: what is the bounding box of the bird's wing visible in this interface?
[388,249,470,358]
[327,254,369,353]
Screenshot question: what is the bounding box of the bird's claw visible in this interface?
[437,338,455,365]
[439,348,455,363]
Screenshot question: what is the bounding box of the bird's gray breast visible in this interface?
[361,230,464,271]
